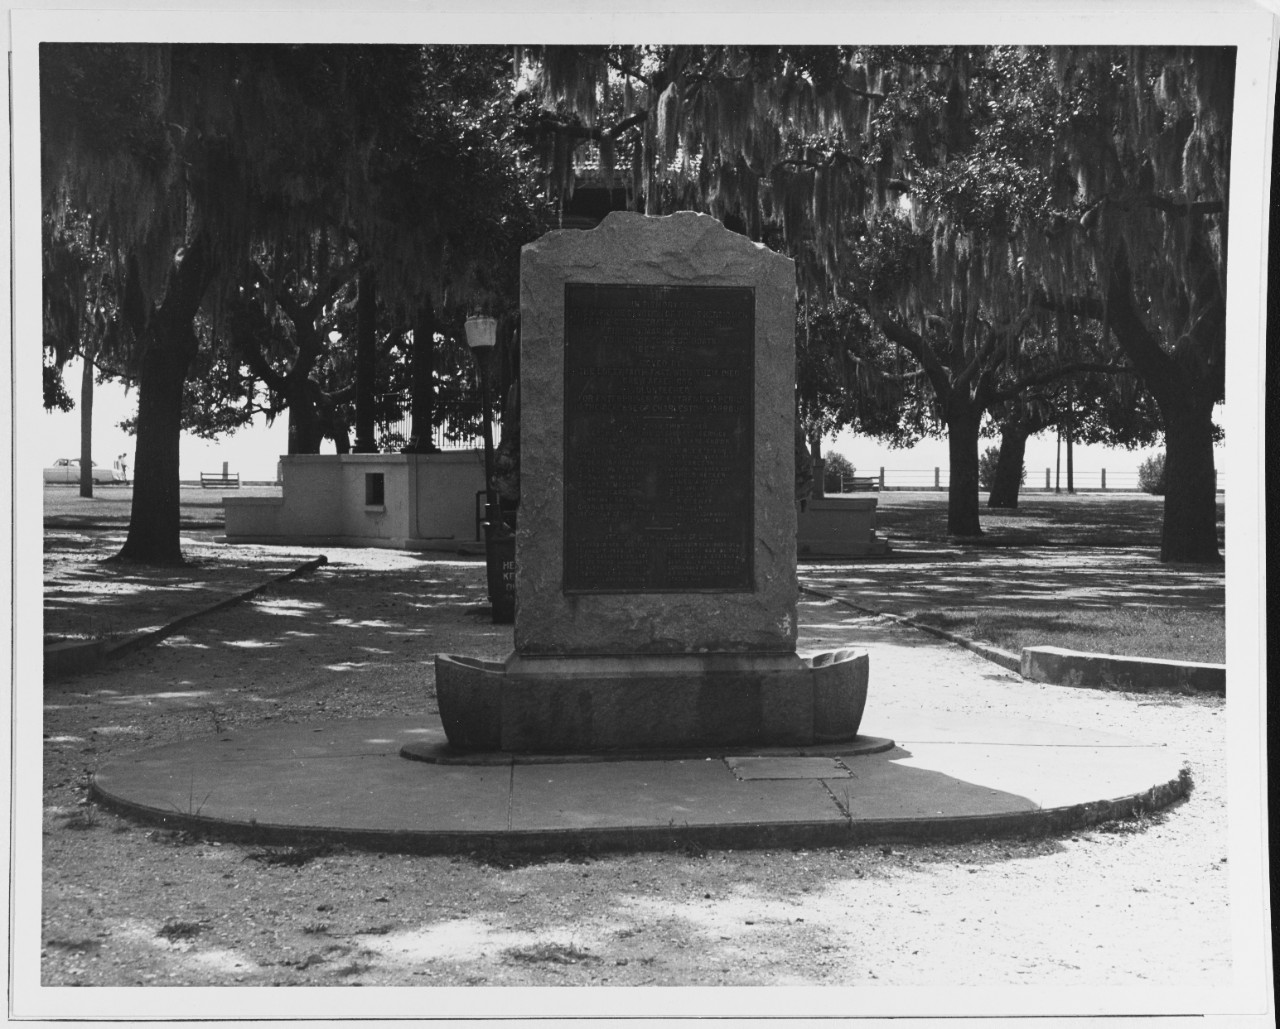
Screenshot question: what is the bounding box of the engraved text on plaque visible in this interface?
[563,283,754,593]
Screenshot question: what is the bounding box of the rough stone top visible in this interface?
[522,210,793,282]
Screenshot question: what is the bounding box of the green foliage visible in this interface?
[978,446,999,490]
[1138,452,1167,495]
[43,364,74,412]
[43,44,547,462]
[797,293,929,447]
[822,452,855,492]
[978,444,1027,489]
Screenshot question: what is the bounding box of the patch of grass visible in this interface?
[906,604,1224,663]
[332,961,375,977]
[244,845,330,867]
[147,828,204,847]
[44,937,102,954]
[1095,810,1170,836]
[468,847,592,869]
[504,942,598,965]
[57,807,100,831]
[156,920,204,942]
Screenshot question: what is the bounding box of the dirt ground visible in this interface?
[34,520,1237,1002]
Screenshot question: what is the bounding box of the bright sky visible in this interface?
[43,355,1204,488]
[43,358,291,482]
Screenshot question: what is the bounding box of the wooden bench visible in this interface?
[200,472,240,489]
[845,475,879,492]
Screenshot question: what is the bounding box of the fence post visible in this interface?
[934,467,940,489]
[879,466,885,490]
[1045,468,1050,489]
[1101,468,1106,491]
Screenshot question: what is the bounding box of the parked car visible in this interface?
[44,458,123,484]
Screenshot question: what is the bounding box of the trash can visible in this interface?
[484,526,516,624]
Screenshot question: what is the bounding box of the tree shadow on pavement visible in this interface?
[42,558,512,735]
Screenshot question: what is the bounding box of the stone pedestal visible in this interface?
[797,496,891,558]
[433,212,869,753]
[436,650,868,752]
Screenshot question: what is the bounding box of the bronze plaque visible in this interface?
[563,283,754,593]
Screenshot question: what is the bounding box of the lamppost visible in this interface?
[464,314,498,525]
[465,314,514,623]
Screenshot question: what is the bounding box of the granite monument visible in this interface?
[432,211,868,752]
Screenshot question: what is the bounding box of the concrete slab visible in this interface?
[509,759,846,831]
[725,756,852,780]
[90,713,1190,855]
[860,709,1151,748]
[889,741,1187,812]
[92,718,512,836]
[1021,645,1226,695]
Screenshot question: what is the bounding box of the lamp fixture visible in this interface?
[464,315,498,351]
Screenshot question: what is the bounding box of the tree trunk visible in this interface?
[1065,386,1075,494]
[988,422,1029,509]
[1160,402,1221,563]
[286,377,324,454]
[79,351,94,498]
[115,238,213,565]
[946,397,983,536]
[352,270,378,453]
[407,302,437,451]
[116,332,195,564]
[809,437,825,499]
[1105,250,1222,563]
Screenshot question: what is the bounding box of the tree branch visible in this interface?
[1145,195,1224,218]
[852,295,952,402]
[535,110,649,144]
[989,360,1135,403]
[843,349,927,383]
[1031,288,1105,323]
[604,54,652,87]
[251,260,306,331]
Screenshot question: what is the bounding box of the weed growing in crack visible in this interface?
[167,775,212,818]
[207,706,226,735]
[58,806,100,831]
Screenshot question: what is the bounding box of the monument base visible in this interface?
[433,649,869,753]
[797,496,891,558]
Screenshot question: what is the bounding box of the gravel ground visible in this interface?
[34,536,1240,1009]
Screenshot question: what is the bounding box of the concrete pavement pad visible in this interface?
[861,709,1149,748]
[91,712,1190,854]
[725,756,852,780]
[510,759,846,831]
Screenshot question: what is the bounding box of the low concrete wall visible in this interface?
[413,451,488,540]
[1020,645,1225,695]
[225,452,486,550]
[797,496,889,557]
